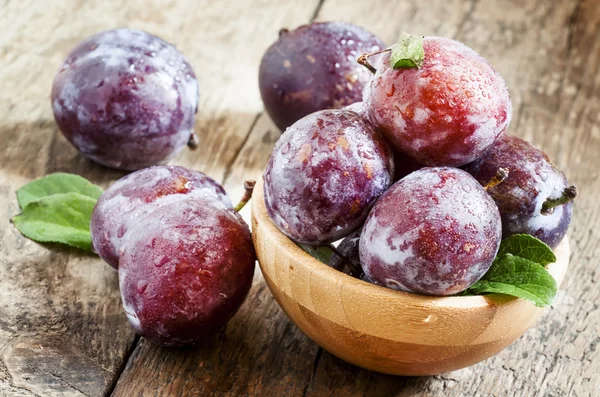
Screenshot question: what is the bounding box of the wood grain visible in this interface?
[0,0,598,395]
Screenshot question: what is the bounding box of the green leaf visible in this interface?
[467,253,557,307]
[297,243,334,264]
[390,32,425,69]
[497,234,556,266]
[12,192,97,252]
[17,173,103,209]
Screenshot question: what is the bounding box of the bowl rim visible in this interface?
[252,178,570,310]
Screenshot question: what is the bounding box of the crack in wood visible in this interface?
[222,112,262,187]
[301,348,323,397]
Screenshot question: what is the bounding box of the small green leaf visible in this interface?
[17,173,103,209]
[390,33,425,69]
[467,254,557,307]
[497,234,556,265]
[12,192,97,252]
[297,244,334,264]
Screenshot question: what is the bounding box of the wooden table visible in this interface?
[1,0,598,396]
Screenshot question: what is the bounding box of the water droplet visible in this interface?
[137,281,147,294]
[462,184,472,193]
[168,60,175,66]
[465,90,474,98]
[335,62,341,69]
[281,142,290,154]
[154,255,170,268]
[446,82,458,92]
[423,314,437,323]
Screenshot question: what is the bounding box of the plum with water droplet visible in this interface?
[360,167,501,296]
[362,36,511,166]
[51,29,199,170]
[464,135,576,248]
[119,198,255,346]
[264,109,394,245]
[91,165,231,268]
[259,21,385,131]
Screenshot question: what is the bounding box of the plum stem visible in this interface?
[234,180,256,212]
[357,48,392,75]
[187,132,199,150]
[278,28,289,38]
[541,185,577,215]
[483,168,509,190]
[329,244,350,262]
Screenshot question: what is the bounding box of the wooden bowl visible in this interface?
[251,180,570,376]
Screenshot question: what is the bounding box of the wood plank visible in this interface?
[224,0,600,396]
[0,0,320,395]
[110,1,324,396]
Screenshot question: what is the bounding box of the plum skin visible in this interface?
[360,167,502,296]
[119,198,256,346]
[51,29,199,170]
[259,21,385,131]
[464,135,573,248]
[263,109,394,245]
[363,37,512,167]
[91,165,231,268]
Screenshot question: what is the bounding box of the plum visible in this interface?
[343,102,421,181]
[464,135,576,248]
[328,229,364,278]
[91,165,231,268]
[51,29,199,170]
[259,21,385,131]
[119,198,255,346]
[263,109,394,245]
[360,167,501,296]
[362,35,511,166]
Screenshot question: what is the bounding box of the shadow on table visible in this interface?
[0,120,126,185]
[0,108,265,186]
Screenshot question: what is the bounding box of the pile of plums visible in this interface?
[261,24,576,296]
[52,29,257,346]
[91,165,256,346]
[52,22,577,347]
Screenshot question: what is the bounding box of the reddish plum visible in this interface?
[464,135,576,248]
[360,167,501,296]
[259,21,385,131]
[119,198,255,346]
[52,29,199,170]
[264,109,394,245]
[363,36,511,166]
[91,165,231,268]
